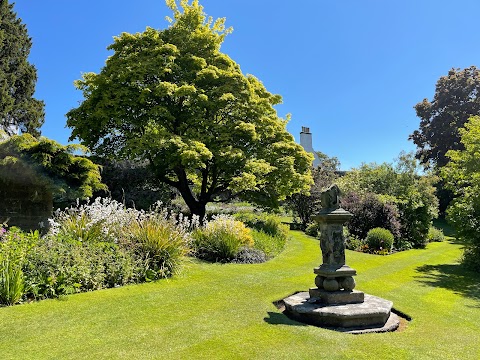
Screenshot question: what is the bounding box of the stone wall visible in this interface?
[0,180,53,231]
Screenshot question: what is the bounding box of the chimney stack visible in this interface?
[299,126,320,167]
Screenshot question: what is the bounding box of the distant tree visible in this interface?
[410,66,480,168]
[0,134,106,204]
[338,152,439,248]
[441,116,480,271]
[94,158,174,210]
[285,151,339,227]
[66,0,313,219]
[0,0,44,136]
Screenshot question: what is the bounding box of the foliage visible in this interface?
[0,226,36,305]
[24,239,138,299]
[231,247,266,264]
[192,216,253,262]
[66,0,313,219]
[0,198,194,302]
[250,229,286,259]
[0,134,106,203]
[341,192,401,241]
[304,222,319,237]
[233,212,288,239]
[365,227,394,254]
[0,0,44,136]
[93,158,174,210]
[127,216,191,280]
[344,229,363,251]
[338,152,438,248]
[285,151,339,227]
[428,227,445,242]
[441,116,480,271]
[410,66,480,168]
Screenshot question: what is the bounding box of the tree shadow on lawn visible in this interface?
[415,263,480,307]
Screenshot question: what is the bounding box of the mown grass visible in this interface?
[1,232,479,359]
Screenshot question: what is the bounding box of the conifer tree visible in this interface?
[0,0,44,136]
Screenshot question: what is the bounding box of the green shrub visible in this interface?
[344,231,363,251]
[251,230,286,259]
[128,216,190,280]
[0,227,38,305]
[234,212,288,239]
[24,239,138,299]
[192,216,253,262]
[304,222,319,237]
[428,226,445,242]
[462,247,480,272]
[365,227,394,253]
[0,257,25,305]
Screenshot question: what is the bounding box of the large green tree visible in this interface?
[66,0,313,218]
[410,66,480,168]
[441,116,480,271]
[0,0,44,136]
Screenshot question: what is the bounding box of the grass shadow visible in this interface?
[415,263,480,306]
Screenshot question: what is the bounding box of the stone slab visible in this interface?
[309,288,365,305]
[283,291,393,329]
[314,264,357,277]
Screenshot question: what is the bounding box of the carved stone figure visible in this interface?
[320,184,340,210]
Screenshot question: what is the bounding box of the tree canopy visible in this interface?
[441,116,480,270]
[66,0,313,218]
[338,152,439,248]
[0,134,105,203]
[0,0,44,136]
[410,66,480,168]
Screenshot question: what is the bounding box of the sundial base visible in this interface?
[283,292,400,332]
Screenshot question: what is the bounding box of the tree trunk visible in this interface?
[174,168,207,222]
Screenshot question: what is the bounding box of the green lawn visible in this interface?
[1,231,479,359]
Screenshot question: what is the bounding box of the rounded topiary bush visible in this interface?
[365,227,394,253]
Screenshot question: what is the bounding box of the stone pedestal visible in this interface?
[309,207,361,304]
[281,187,400,332]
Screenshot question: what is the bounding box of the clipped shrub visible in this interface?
[192,216,253,262]
[342,192,401,241]
[427,227,445,242]
[365,227,394,253]
[304,222,319,237]
[251,230,286,259]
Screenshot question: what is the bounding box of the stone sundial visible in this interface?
[282,184,401,333]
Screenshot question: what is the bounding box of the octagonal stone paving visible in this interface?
[283,292,398,330]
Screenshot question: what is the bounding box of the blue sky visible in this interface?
[12,0,480,170]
